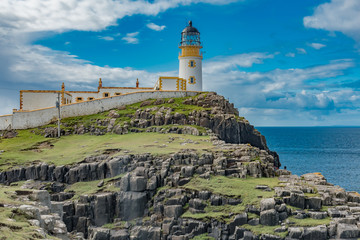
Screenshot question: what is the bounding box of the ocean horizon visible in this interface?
[257,126,360,193]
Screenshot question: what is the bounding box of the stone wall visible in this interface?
[0,114,12,130]
[0,91,199,130]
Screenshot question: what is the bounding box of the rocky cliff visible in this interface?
[0,93,359,240]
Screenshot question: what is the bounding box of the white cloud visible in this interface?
[99,36,114,41]
[285,52,295,58]
[304,0,360,41]
[147,22,166,31]
[204,52,274,74]
[296,48,307,54]
[122,32,139,44]
[0,0,239,34]
[309,43,326,50]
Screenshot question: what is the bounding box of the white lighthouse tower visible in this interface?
[179,21,202,91]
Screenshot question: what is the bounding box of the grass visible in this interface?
[0,132,213,171]
[182,203,245,223]
[64,174,124,199]
[242,224,288,238]
[181,176,280,222]
[0,181,30,206]
[183,175,279,205]
[287,216,331,227]
[191,233,215,240]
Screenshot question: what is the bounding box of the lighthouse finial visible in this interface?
[189,21,192,27]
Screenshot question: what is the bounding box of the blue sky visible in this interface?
[0,0,359,126]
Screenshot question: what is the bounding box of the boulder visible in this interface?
[89,227,110,240]
[337,223,359,239]
[260,198,275,211]
[302,225,327,240]
[129,176,147,192]
[110,229,130,240]
[260,209,279,226]
[290,192,305,209]
[306,197,322,210]
[164,205,183,219]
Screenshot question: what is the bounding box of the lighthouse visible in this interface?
[179,21,202,91]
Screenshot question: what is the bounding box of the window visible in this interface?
[188,76,196,84]
[188,60,196,68]
[76,97,83,102]
[115,92,121,96]
[88,97,94,101]
[103,92,110,98]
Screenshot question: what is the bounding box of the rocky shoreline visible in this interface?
[0,93,359,239]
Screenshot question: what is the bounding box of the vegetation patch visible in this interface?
[287,216,331,227]
[191,233,215,240]
[242,224,288,238]
[65,175,124,199]
[0,132,213,171]
[183,176,280,206]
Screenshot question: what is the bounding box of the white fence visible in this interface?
[0,91,199,130]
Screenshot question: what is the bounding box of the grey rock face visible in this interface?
[290,192,305,209]
[117,191,147,221]
[306,197,322,210]
[302,225,327,240]
[260,209,279,226]
[94,193,116,227]
[337,223,360,239]
[164,205,183,219]
[129,176,147,192]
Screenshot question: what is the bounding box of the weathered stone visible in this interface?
[94,193,116,227]
[308,211,327,219]
[164,205,183,219]
[260,198,275,211]
[117,191,147,221]
[260,209,279,226]
[129,176,147,192]
[290,192,305,209]
[30,190,51,208]
[306,197,322,210]
[337,223,359,239]
[288,227,303,239]
[302,225,327,240]
[89,227,110,240]
[110,229,129,240]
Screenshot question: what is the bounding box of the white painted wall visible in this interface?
[1,91,199,130]
[22,92,59,111]
[99,88,152,96]
[0,115,12,130]
[160,78,178,91]
[179,56,202,91]
[68,92,98,103]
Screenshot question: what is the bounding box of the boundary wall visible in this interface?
[0,91,199,130]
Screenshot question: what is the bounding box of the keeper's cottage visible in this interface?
[19,21,203,112]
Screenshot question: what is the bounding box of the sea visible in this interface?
[257,127,360,193]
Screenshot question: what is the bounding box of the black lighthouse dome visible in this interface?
[180,21,201,47]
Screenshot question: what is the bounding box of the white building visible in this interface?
[17,21,203,112]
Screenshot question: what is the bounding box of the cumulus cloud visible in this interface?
[122,32,139,44]
[147,22,166,31]
[202,53,357,124]
[304,0,360,41]
[309,43,326,50]
[99,36,115,41]
[296,48,307,54]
